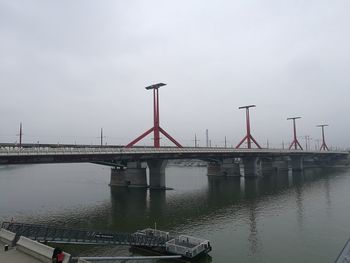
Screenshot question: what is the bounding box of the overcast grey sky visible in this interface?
[0,0,349,149]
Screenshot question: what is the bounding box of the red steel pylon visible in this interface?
[287,117,303,150]
[236,105,261,149]
[126,83,182,148]
[317,124,329,151]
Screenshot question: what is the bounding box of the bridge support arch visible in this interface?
[110,162,147,188]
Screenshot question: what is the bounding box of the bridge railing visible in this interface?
[0,146,275,155]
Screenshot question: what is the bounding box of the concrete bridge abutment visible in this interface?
[110,162,147,188]
[147,160,168,190]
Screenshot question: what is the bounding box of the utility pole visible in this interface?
[309,136,312,150]
[287,117,303,150]
[206,129,209,147]
[236,105,261,149]
[19,122,23,147]
[194,133,199,147]
[224,136,227,148]
[315,139,320,150]
[100,128,104,146]
[304,135,311,150]
[16,122,23,148]
[317,124,329,151]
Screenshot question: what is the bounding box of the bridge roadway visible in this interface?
[0,145,348,188]
[0,146,347,164]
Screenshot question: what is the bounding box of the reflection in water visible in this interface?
[109,187,148,231]
[288,169,293,186]
[295,183,304,231]
[101,170,341,250]
[248,203,259,255]
[324,176,332,217]
[149,190,167,220]
[0,164,349,262]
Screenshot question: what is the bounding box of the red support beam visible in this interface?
[126,83,182,148]
[159,127,182,148]
[125,127,154,148]
[236,105,261,149]
[153,89,160,148]
[287,117,303,150]
[317,124,329,151]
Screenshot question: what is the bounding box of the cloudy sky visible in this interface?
[0,0,349,149]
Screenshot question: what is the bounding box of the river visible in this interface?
[0,163,350,262]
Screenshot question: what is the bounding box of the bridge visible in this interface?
[1,83,349,189]
[0,145,348,189]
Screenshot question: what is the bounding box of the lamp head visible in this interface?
[145,83,167,90]
[238,104,256,109]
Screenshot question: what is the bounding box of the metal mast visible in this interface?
[236,105,261,149]
[287,117,303,150]
[317,124,329,151]
[126,83,182,148]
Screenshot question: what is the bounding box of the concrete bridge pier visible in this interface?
[272,158,289,173]
[288,156,304,171]
[207,159,240,176]
[207,162,221,176]
[110,162,147,187]
[242,157,262,177]
[223,159,241,176]
[260,158,276,175]
[148,160,168,189]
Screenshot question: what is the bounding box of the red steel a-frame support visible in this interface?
[317,124,329,151]
[236,105,261,149]
[287,117,303,150]
[126,83,182,148]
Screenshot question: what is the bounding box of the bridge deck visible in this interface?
[0,146,347,155]
[0,146,347,165]
[1,222,167,247]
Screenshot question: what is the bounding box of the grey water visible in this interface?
[0,163,350,262]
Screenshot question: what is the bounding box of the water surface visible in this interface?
[0,163,350,262]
